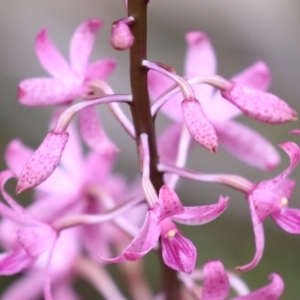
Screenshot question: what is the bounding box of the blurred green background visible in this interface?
[0,0,300,299]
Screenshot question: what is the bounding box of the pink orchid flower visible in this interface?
[239,141,300,271]
[101,185,228,274]
[181,260,284,300]
[18,19,117,153]
[148,31,280,170]
[5,122,142,263]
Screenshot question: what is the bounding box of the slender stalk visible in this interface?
[127,1,181,299]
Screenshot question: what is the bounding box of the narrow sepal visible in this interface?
[221,83,297,124]
[172,195,228,225]
[16,131,69,193]
[236,199,265,272]
[182,98,218,153]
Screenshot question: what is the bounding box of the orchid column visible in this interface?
[126,1,180,299]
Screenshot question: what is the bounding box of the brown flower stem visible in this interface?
[127,0,181,299]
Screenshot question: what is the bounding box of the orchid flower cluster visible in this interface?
[0,1,299,299]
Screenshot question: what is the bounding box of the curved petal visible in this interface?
[53,281,80,300]
[100,210,160,263]
[232,273,284,300]
[16,131,69,193]
[78,106,118,154]
[70,19,103,78]
[202,260,230,300]
[161,231,196,274]
[236,198,265,272]
[182,98,218,153]
[35,28,76,82]
[272,208,300,234]
[172,195,228,225]
[221,83,297,124]
[257,142,300,191]
[85,59,117,82]
[5,140,33,176]
[210,62,271,122]
[158,185,184,221]
[19,78,84,106]
[214,120,280,170]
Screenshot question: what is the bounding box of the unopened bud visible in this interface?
[111,22,134,50]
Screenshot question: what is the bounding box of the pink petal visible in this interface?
[161,230,197,274]
[158,185,184,221]
[182,98,218,153]
[35,28,76,82]
[17,226,56,257]
[209,61,271,122]
[221,82,297,124]
[148,70,184,121]
[257,142,300,191]
[275,179,296,200]
[78,106,118,154]
[16,131,69,193]
[70,19,103,77]
[272,208,300,234]
[250,191,277,222]
[100,210,160,263]
[1,273,44,300]
[237,199,265,272]
[232,273,284,300]
[232,61,271,91]
[53,281,80,300]
[184,31,216,79]
[19,78,84,106]
[85,59,117,81]
[184,32,216,110]
[214,120,280,170]
[5,140,33,176]
[202,260,230,300]
[172,195,228,225]
[157,122,183,165]
[0,250,34,275]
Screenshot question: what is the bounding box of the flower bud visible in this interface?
[110,21,134,50]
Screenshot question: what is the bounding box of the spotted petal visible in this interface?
[19,78,83,106]
[221,83,297,124]
[70,19,103,78]
[182,98,218,153]
[17,131,69,193]
[211,61,271,122]
[202,260,230,300]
